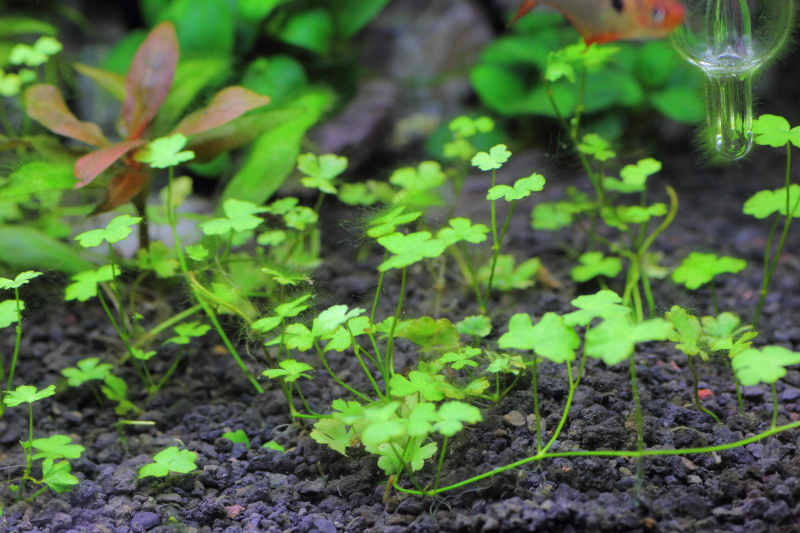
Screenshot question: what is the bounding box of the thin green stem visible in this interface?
[485,199,516,307]
[531,355,542,454]
[385,267,407,387]
[754,215,781,323]
[687,356,721,423]
[434,435,449,491]
[132,304,203,349]
[6,288,23,390]
[460,242,484,312]
[629,355,644,494]
[314,340,372,402]
[370,252,388,325]
[772,383,779,429]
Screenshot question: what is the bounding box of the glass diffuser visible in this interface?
[672,0,795,160]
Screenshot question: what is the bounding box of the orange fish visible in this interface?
[510,0,686,45]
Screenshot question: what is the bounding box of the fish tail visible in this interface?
[508,0,540,26]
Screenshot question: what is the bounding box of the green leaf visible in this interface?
[486,173,546,201]
[578,134,615,161]
[604,158,661,193]
[283,206,317,230]
[274,9,333,55]
[390,371,445,401]
[157,0,234,59]
[498,312,578,363]
[752,114,800,148]
[665,306,706,360]
[134,134,195,168]
[531,202,573,230]
[0,162,76,199]
[439,347,481,370]
[476,254,541,291]
[374,440,437,476]
[133,348,158,362]
[31,435,85,460]
[434,401,482,437]
[297,153,347,194]
[251,316,282,334]
[65,265,119,302]
[201,199,268,235]
[743,185,800,219]
[0,300,23,328]
[389,161,446,191]
[263,359,314,382]
[471,144,511,171]
[185,245,209,261]
[262,440,285,453]
[455,315,492,337]
[219,89,333,209]
[101,375,140,416]
[671,252,746,290]
[3,384,55,407]
[733,346,800,386]
[570,251,622,283]
[222,429,250,448]
[312,305,365,338]
[164,321,211,345]
[61,357,113,387]
[310,417,355,456]
[393,317,460,351]
[41,459,79,493]
[378,232,447,271]
[74,214,142,247]
[275,294,313,318]
[436,218,489,246]
[367,206,423,239]
[136,241,178,278]
[585,317,673,366]
[138,447,198,478]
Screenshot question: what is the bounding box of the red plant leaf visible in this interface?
[90,167,151,215]
[122,21,179,140]
[171,86,270,137]
[74,140,145,188]
[24,84,109,147]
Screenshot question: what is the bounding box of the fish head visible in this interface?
[638,0,686,37]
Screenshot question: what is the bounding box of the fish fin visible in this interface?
[508,0,540,26]
[583,33,621,46]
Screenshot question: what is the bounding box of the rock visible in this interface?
[503,410,526,427]
[130,512,160,532]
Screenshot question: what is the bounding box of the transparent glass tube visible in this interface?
[705,71,752,160]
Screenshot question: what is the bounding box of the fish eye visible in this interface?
[652,6,666,23]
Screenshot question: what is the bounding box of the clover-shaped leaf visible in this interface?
[3,384,55,407]
[665,306,706,360]
[200,199,268,235]
[449,116,494,138]
[274,294,313,318]
[671,252,746,290]
[374,440,437,476]
[752,114,800,148]
[390,161,447,191]
[283,206,318,230]
[310,417,355,456]
[222,429,250,448]
[270,323,313,351]
[585,316,673,366]
[0,271,41,290]
[571,251,622,283]
[733,346,800,386]
[389,371,445,401]
[436,218,489,245]
[531,202,573,230]
[604,158,661,193]
[311,305,365,337]
[263,359,314,382]
[456,315,492,337]
[61,357,113,387]
[138,447,198,478]
[32,435,85,461]
[134,134,195,168]
[434,401,482,437]
[75,214,142,247]
[367,206,422,239]
[0,300,23,328]
[743,185,800,219]
[563,290,630,327]
[297,153,348,195]
[439,347,481,370]
[65,265,119,302]
[41,459,79,493]
[185,244,209,261]
[498,312,578,363]
[262,267,312,286]
[405,402,439,437]
[101,375,140,416]
[471,144,511,171]
[10,37,62,66]
[377,231,447,271]
[164,321,211,345]
[578,134,615,161]
[487,174,546,202]
[476,254,541,291]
